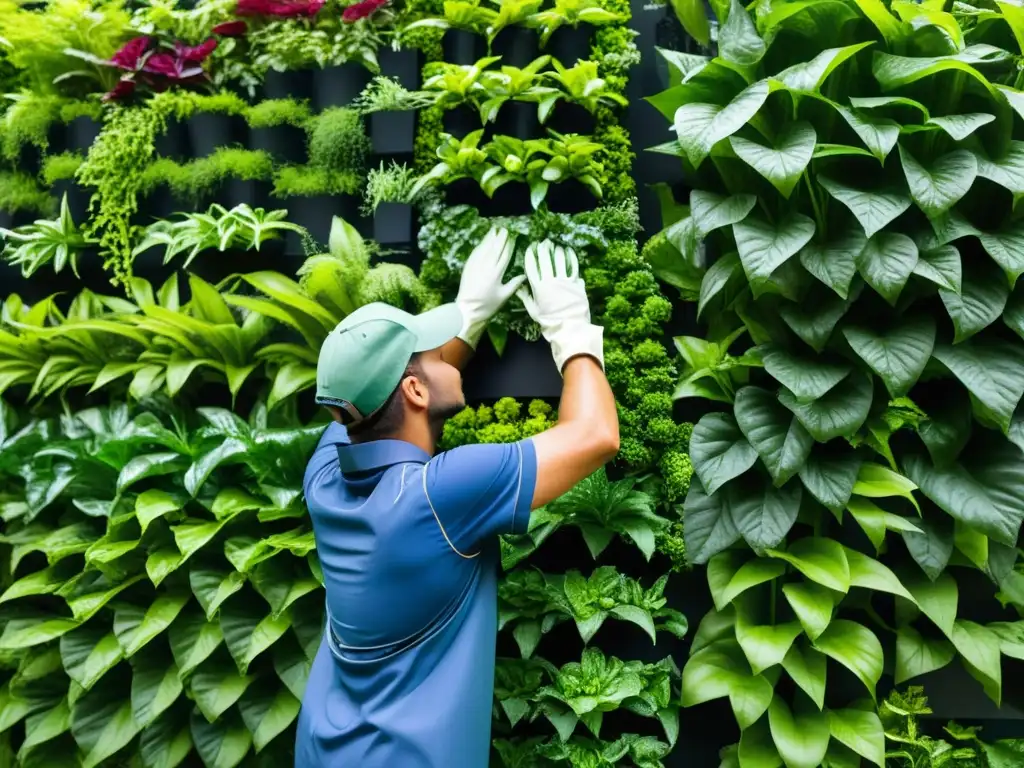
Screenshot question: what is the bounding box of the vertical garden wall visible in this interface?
[3,0,1024,766]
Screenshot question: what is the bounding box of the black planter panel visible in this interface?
[313,64,373,110]
[187,112,248,157]
[65,117,102,154]
[462,333,562,400]
[249,125,308,165]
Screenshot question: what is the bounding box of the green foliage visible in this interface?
[440,397,556,449]
[140,149,275,207]
[0,193,95,278]
[649,0,1024,758]
[40,152,85,185]
[0,172,54,218]
[244,99,313,129]
[362,161,421,214]
[305,107,372,175]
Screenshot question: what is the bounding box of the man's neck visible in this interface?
[391,420,438,458]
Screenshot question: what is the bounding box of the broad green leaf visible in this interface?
[251,557,322,620]
[903,443,1024,548]
[117,453,189,494]
[690,413,758,496]
[842,316,935,398]
[954,515,989,569]
[903,571,958,636]
[733,212,816,285]
[184,437,249,497]
[855,233,918,305]
[18,698,71,756]
[940,258,1010,342]
[690,190,757,238]
[717,557,787,608]
[67,572,147,622]
[189,567,247,620]
[768,695,831,768]
[683,482,743,564]
[899,147,977,217]
[273,637,313,701]
[782,642,827,709]
[739,717,784,768]
[778,372,873,442]
[220,598,292,674]
[667,0,710,46]
[798,229,865,299]
[60,625,123,691]
[974,141,1024,194]
[779,286,860,352]
[0,561,79,604]
[846,498,922,553]
[698,253,744,318]
[71,683,141,768]
[776,44,874,93]
[814,620,884,698]
[818,177,910,238]
[675,80,774,167]
[813,143,875,159]
[951,619,1003,704]
[767,537,850,592]
[873,45,1013,90]
[828,708,884,766]
[720,0,766,66]
[832,105,900,161]
[902,516,954,580]
[782,581,838,640]
[931,341,1024,435]
[130,650,183,729]
[190,709,252,768]
[0,617,80,650]
[927,113,996,140]
[760,346,851,403]
[682,640,775,729]
[730,122,817,197]
[147,549,185,587]
[237,681,301,752]
[852,463,920,513]
[190,654,253,721]
[979,222,1024,289]
[732,481,803,553]
[734,386,814,485]
[895,624,955,683]
[797,451,862,513]
[736,618,804,675]
[912,244,962,293]
[168,605,224,677]
[845,548,915,602]
[918,395,973,468]
[139,711,193,768]
[113,591,190,658]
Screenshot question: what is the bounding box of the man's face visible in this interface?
[421,347,466,425]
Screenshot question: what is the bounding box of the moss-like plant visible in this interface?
[272,165,362,197]
[140,148,275,206]
[0,171,56,217]
[306,106,371,174]
[362,161,421,214]
[245,97,313,129]
[41,151,85,185]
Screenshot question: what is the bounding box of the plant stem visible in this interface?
[804,170,825,236]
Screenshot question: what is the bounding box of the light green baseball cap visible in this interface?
[315,302,463,423]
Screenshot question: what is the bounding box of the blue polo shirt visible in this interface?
[294,422,538,767]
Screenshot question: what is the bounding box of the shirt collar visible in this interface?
[337,439,432,474]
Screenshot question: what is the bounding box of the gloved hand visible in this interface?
[517,240,604,372]
[455,226,527,349]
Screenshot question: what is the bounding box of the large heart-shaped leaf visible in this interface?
[733,212,817,284]
[799,229,866,299]
[855,232,919,305]
[832,104,900,161]
[828,708,885,766]
[719,0,767,66]
[778,371,874,441]
[940,258,1011,343]
[776,43,874,93]
[690,413,759,495]
[931,340,1024,435]
[912,244,962,293]
[928,113,996,140]
[842,316,935,397]
[237,680,301,752]
[901,516,954,580]
[895,624,955,683]
[797,451,862,513]
[71,682,141,768]
[780,285,861,352]
[782,642,828,709]
[734,386,814,485]
[951,619,1003,704]
[979,221,1024,288]
[682,483,744,564]
[690,190,757,237]
[732,481,804,553]
[899,146,978,217]
[813,620,884,698]
[190,708,252,768]
[782,582,839,640]
[818,176,911,238]
[903,441,1024,548]
[768,537,851,592]
[730,122,817,197]
[736,618,804,675]
[974,141,1024,194]
[674,80,773,167]
[768,695,830,768]
[682,640,775,730]
[761,346,851,403]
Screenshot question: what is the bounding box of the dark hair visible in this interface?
[343,353,423,443]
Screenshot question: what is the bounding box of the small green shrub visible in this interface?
[0,171,55,216]
[141,149,275,205]
[41,151,85,185]
[271,166,362,198]
[306,107,371,174]
[246,98,313,129]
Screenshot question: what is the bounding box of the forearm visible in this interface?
[440,336,475,371]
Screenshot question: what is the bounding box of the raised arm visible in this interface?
[517,242,619,509]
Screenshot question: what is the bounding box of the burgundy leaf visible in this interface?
[111,36,152,70]
[342,0,387,21]
[235,0,326,17]
[103,77,137,101]
[176,38,218,62]
[213,20,248,36]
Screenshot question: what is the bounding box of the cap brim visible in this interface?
[408,303,463,352]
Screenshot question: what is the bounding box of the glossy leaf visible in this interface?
[730,122,817,197]
[778,372,874,442]
[813,620,884,698]
[689,413,758,496]
[855,233,919,305]
[842,316,935,398]
[817,176,910,238]
[899,147,978,217]
[733,212,816,285]
[734,386,813,485]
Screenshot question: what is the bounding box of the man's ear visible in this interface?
[399,373,429,411]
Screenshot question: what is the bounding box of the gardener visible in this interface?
[294,228,619,767]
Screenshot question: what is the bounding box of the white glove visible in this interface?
[455,226,527,348]
[517,241,604,373]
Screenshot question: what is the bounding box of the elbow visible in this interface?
[596,424,620,462]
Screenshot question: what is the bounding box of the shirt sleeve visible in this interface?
[422,438,538,556]
[303,422,349,495]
